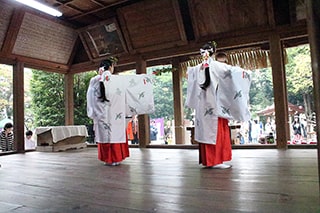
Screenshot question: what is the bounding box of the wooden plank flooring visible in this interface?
[0,148,319,213]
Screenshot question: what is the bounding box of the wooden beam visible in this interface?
[172,58,185,144]
[135,57,149,148]
[78,33,94,62]
[1,8,25,55]
[0,52,69,73]
[172,0,187,43]
[69,61,97,74]
[269,33,289,149]
[69,21,308,74]
[277,21,308,40]
[64,73,74,125]
[67,37,82,67]
[12,61,25,153]
[306,0,320,190]
[266,0,276,28]
[0,57,16,65]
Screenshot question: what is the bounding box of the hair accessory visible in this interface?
[98,67,105,76]
[108,56,118,64]
[210,41,217,48]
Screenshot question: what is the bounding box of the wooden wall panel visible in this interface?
[118,0,187,53]
[0,2,14,51]
[189,0,270,39]
[12,13,78,64]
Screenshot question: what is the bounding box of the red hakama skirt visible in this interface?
[97,141,129,164]
[199,117,232,167]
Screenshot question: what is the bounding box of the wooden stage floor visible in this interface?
[0,148,319,213]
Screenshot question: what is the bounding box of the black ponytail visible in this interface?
[200,67,211,90]
[97,58,116,102]
[199,41,216,90]
[98,81,109,102]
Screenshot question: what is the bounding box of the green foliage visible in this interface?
[249,68,274,115]
[148,66,193,122]
[30,70,96,127]
[0,65,13,119]
[149,69,174,120]
[73,71,96,125]
[285,45,312,106]
[30,70,65,126]
[249,44,313,117]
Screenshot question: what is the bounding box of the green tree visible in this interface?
[73,71,96,125]
[0,64,13,119]
[285,44,313,118]
[150,70,174,120]
[24,68,34,129]
[249,68,274,116]
[148,66,192,122]
[30,70,95,127]
[248,45,312,120]
[30,70,65,126]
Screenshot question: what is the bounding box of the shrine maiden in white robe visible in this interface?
[185,57,251,144]
[87,71,154,143]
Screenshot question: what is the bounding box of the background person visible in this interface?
[150,120,158,141]
[25,130,36,150]
[164,120,172,144]
[264,117,274,135]
[0,122,14,152]
[292,115,306,144]
[127,115,139,145]
[215,52,228,63]
[251,120,260,143]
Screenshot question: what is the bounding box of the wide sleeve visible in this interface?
[125,74,155,115]
[86,77,98,120]
[87,76,108,120]
[185,65,201,109]
[215,63,252,121]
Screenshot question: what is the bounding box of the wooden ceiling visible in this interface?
[0,0,309,73]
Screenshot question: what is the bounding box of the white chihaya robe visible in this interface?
[87,72,154,143]
[185,58,251,144]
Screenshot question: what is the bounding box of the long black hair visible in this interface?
[200,42,216,90]
[98,59,113,102]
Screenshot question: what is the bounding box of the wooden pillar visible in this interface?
[269,33,289,149]
[172,59,185,144]
[13,61,25,153]
[64,73,74,125]
[306,0,320,189]
[136,57,150,148]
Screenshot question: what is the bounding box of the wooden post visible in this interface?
[269,33,289,149]
[172,58,185,144]
[135,57,150,148]
[306,0,320,190]
[13,61,25,153]
[64,73,74,125]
